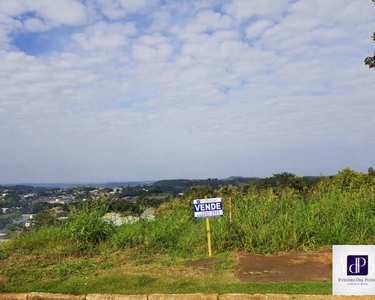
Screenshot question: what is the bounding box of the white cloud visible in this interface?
[258,0,375,56]
[132,45,157,61]
[224,0,290,21]
[0,0,90,51]
[117,0,159,14]
[149,10,171,33]
[246,20,273,39]
[95,0,159,19]
[193,10,234,32]
[0,0,88,28]
[137,34,169,46]
[134,43,173,62]
[0,12,22,49]
[0,0,375,182]
[72,22,137,51]
[23,18,49,32]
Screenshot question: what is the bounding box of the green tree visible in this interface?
[258,172,307,192]
[185,185,214,199]
[331,168,365,191]
[3,193,21,207]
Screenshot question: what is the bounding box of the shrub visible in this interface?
[66,199,115,248]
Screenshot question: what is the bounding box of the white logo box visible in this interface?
[333,245,375,295]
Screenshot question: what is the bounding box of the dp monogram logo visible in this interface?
[347,255,368,276]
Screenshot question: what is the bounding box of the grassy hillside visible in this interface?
[0,168,374,294]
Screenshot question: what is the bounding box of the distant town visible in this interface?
[0,177,260,239]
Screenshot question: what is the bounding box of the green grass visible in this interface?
[103,187,375,256]
[4,226,71,255]
[17,277,329,295]
[0,250,331,295]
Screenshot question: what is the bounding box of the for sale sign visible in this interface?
[193,198,223,219]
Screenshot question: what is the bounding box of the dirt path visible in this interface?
[235,250,332,283]
[185,250,332,283]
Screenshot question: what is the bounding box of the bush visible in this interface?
[67,213,114,247]
[66,199,115,248]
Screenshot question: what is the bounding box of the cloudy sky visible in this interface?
[0,0,374,183]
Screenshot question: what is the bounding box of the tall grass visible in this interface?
[3,226,71,255]
[1,199,115,255]
[110,200,207,255]
[216,188,375,253]
[109,184,375,255]
[5,171,375,256]
[66,199,114,249]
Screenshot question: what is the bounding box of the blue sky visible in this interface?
[0,0,374,183]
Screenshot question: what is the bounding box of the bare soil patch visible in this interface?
[236,250,332,283]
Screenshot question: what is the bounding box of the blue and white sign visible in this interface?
[193,198,223,219]
[333,245,375,295]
